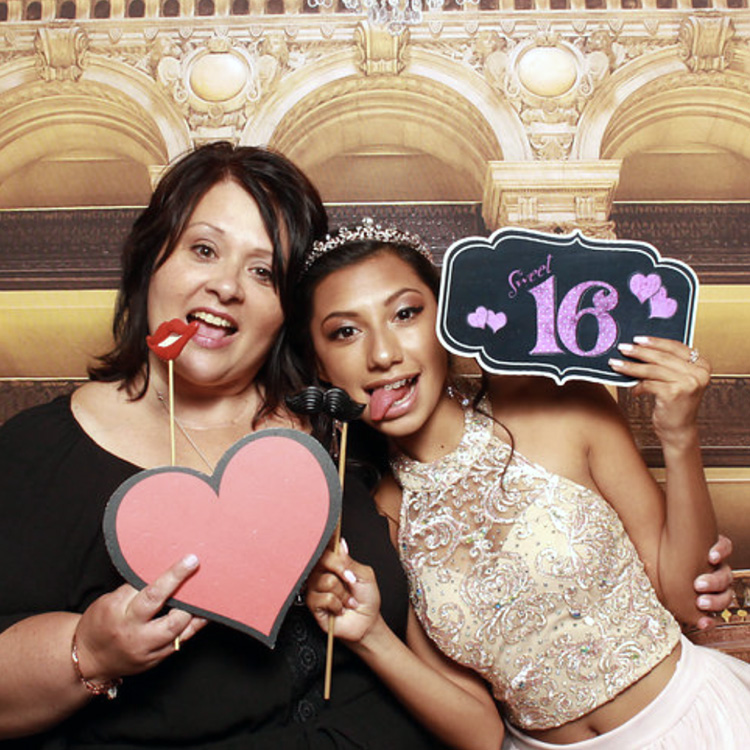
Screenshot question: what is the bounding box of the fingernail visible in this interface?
[347,597,359,609]
[695,578,709,591]
[618,343,634,354]
[698,596,711,609]
[183,554,199,569]
[608,358,624,368]
[340,538,349,555]
[709,550,720,563]
[343,569,357,585]
[633,335,649,344]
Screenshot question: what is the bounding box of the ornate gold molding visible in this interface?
[482,160,621,237]
[354,21,408,76]
[34,26,89,82]
[678,12,735,73]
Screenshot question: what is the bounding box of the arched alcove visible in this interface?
[268,77,502,202]
[0,87,169,207]
[573,46,750,201]
[0,56,190,207]
[602,76,750,201]
[602,74,750,201]
[243,40,527,203]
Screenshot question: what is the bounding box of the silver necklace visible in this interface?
[155,391,214,473]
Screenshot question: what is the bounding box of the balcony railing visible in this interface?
[0,0,746,24]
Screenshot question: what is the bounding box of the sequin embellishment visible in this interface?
[392,399,680,731]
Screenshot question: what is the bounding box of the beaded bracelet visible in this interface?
[71,633,122,700]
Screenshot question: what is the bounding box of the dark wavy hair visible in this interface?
[89,141,327,425]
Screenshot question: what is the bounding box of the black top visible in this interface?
[0,396,441,750]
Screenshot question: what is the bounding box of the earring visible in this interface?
[446,383,470,407]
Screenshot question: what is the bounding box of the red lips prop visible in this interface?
[146,319,200,361]
[103,429,341,647]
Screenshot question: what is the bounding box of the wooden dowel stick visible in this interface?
[168,360,176,467]
[323,421,349,700]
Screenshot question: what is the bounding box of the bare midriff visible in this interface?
[527,643,681,744]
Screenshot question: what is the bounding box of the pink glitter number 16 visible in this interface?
[528,277,619,358]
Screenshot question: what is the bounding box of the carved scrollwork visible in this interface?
[34,27,89,83]
[354,22,408,76]
[474,30,509,93]
[678,13,735,73]
[502,35,593,161]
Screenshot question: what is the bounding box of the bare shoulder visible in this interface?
[374,472,403,546]
[375,472,403,518]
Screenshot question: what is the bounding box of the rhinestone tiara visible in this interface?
[303,217,434,273]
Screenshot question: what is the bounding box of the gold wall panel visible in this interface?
[1,287,748,378]
[0,290,115,378]
[693,286,750,376]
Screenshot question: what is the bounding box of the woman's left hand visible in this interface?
[609,336,711,447]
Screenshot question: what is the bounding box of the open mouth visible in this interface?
[187,310,238,336]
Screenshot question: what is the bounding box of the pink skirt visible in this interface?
[503,636,750,750]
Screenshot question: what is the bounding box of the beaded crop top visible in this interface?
[391,400,680,731]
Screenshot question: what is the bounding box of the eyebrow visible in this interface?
[184,221,226,236]
[184,222,273,254]
[320,287,423,326]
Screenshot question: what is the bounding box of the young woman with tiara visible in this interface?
[291,220,750,750]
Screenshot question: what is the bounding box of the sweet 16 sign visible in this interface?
[437,228,699,386]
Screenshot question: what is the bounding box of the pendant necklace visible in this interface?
[155,391,214,473]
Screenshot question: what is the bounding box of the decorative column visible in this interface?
[482,160,622,239]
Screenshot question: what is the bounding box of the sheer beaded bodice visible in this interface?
[391,400,680,730]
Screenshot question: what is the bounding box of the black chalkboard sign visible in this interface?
[437,228,698,386]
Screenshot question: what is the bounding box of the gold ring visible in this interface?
[174,636,181,651]
[688,348,700,364]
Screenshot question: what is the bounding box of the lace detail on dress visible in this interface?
[392,401,680,731]
[278,607,326,723]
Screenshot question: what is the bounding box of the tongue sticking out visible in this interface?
[369,383,411,422]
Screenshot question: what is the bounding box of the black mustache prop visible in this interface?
[285,387,365,422]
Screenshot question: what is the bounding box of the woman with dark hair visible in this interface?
[90,140,323,419]
[291,222,745,750]
[0,145,441,749]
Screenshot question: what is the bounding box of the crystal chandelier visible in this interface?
[308,0,445,35]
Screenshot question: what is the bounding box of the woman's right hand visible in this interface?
[73,554,207,684]
[305,541,382,643]
[308,544,506,750]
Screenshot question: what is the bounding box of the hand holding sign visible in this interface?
[438,228,698,386]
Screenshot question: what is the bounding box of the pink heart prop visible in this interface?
[629,273,663,303]
[486,310,508,333]
[104,429,340,647]
[467,306,489,329]
[648,286,678,319]
[468,306,507,334]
